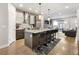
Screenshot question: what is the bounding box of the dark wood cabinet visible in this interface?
[25,29,58,49]
[25,32,47,49]
[32,33,40,48]
[16,29,24,40]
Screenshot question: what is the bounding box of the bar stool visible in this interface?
[53,29,58,42]
[36,32,46,53]
[44,30,52,47]
[51,29,58,42]
[51,30,54,40]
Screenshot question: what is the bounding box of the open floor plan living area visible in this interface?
[0,3,79,55]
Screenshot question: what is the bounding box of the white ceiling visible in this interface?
[13,3,79,19]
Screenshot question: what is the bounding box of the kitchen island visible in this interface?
[24,28,58,49]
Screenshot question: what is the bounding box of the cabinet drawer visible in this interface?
[16,29,24,39]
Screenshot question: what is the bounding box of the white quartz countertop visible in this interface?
[25,28,57,33]
[16,28,24,30]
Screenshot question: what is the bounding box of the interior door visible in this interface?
[58,23,63,32]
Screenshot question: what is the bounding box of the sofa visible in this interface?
[62,29,77,37]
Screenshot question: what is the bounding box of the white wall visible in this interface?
[76,10,79,41]
[0,3,8,48]
[62,17,77,30]
[8,4,16,45]
[16,11,24,24]
[0,3,16,48]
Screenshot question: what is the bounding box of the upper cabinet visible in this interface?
[30,15,35,25]
[35,15,44,29]
[25,13,29,24]
[16,11,24,24]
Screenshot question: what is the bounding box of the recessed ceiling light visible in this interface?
[47,18,50,21]
[19,4,23,7]
[65,6,69,9]
[29,8,32,10]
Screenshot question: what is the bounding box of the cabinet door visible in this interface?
[33,33,40,48]
[25,13,29,24]
[16,29,24,39]
[30,15,35,24]
[16,11,24,24]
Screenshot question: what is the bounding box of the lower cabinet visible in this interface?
[16,29,24,40]
[32,33,40,49]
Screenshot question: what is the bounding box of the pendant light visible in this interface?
[47,9,50,21]
[38,3,42,20]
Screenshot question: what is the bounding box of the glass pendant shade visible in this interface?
[39,15,42,20]
[47,9,50,21]
[38,3,42,20]
[47,17,50,21]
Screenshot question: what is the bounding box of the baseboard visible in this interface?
[0,41,16,49]
[8,41,15,47]
[0,44,9,49]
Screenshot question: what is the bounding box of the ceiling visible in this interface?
[13,3,79,19]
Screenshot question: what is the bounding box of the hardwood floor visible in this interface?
[0,39,36,55]
[48,37,78,55]
[78,41,79,55]
[0,33,78,55]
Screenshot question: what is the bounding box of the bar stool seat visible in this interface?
[47,30,51,42]
[51,29,58,42]
[36,32,46,52]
